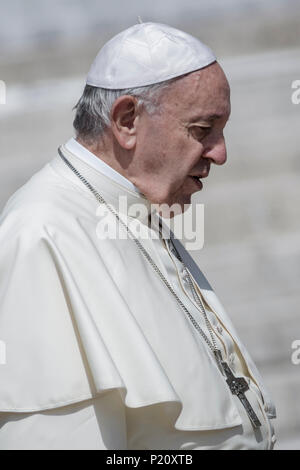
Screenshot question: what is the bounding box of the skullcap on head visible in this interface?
[86,22,216,89]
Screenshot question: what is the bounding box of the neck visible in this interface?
[58,143,153,226]
[76,136,134,184]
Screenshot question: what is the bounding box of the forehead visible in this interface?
[163,62,231,121]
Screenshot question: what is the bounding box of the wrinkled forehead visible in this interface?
[163,62,231,121]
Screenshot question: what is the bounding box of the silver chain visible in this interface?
[168,240,220,353]
[58,148,223,367]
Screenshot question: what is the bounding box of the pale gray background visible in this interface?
[0,0,299,449]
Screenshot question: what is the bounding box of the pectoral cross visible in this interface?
[220,359,262,429]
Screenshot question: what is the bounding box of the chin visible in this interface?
[145,180,195,215]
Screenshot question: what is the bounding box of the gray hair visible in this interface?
[73,79,175,144]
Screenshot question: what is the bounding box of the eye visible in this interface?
[189,125,211,141]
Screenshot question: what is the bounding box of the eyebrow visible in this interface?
[190,113,226,123]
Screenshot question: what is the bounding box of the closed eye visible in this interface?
[189,125,211,141]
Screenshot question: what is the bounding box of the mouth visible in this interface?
[188,175,203,190]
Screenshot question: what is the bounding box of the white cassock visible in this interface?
[0,138,276,450]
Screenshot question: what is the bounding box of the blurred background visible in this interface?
[0,0,299,449]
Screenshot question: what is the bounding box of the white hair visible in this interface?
[73,80,176,144]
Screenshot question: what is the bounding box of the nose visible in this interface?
[202,134,227,166]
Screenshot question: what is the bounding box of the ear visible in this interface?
[110,95,139,150]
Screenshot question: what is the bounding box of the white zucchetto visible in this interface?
[86,22,216,89]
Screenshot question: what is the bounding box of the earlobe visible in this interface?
[123,137,136,149]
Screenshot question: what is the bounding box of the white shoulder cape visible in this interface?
[0,147,276,431]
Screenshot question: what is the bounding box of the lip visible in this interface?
[188,171,209,179]
[188,175,203,190]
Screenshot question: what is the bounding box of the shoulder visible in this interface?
[0,161,96,240]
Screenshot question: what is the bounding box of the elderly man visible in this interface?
[0,22,276,450]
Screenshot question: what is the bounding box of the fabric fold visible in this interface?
[0,162,243,430]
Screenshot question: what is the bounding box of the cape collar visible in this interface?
[65,137,140,194]
[53,143,154,227]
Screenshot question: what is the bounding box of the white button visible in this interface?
[217,324,223,334]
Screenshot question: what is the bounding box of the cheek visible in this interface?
[138,119,202,179]
[140,146,168,176]
[172,130,204,162]
[137,121,170,172]
[173,141,204,179]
